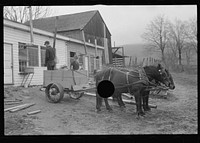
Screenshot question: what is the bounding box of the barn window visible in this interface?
[41,46,46,67]
[18,43,39,72]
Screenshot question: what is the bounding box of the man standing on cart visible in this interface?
[70,54,79,71]
[70,54,80,85]
[44,41,56,70]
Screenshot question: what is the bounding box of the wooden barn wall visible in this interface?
[58,30,82,41]
[4,25,68,86]
[67,41,103,73]
[84,12,104,38]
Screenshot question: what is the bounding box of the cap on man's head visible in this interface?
[74,54,78,60]
[44,41,50,45]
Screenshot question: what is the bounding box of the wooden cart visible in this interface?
[43,69,94,103]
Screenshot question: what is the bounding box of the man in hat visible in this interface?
[70,54,79,71]
[44,41,56,70]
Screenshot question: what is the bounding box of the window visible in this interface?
[18,42,39,72]
[28,45,39,66]
[41,46,46,67]
[19,43,27,72]
[96,58,100,70]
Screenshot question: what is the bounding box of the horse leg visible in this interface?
[142,91,151,111]
[134,90,145,116]
[104,98,112,111]
[145,93,151,111]
[96,92,102,112]
[118,94,126,108]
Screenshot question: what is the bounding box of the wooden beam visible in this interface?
[84,92,157,108]
[53,16,58,49]
[122,47,125,67]
[9,103,36,112]
[27,110,41,115]
[28,6,34,44]
[112,47,123,49]
[81,30,87,55]
[4,103,29,112]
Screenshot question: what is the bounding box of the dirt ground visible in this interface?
[4,72,197,135]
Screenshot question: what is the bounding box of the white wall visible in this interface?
[4,25,68,86]
[4,19,104,86]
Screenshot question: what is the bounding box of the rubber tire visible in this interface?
[45,82,64,103]
[69,92,84,100]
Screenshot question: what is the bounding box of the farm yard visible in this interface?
[4,71,197,135]
[3,6,197,137]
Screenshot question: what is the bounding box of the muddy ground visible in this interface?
[4,72,197,135]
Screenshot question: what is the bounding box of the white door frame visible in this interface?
[4,42,14,85]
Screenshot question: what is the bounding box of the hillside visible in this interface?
[120,43,197,66]
[120,43,161,65]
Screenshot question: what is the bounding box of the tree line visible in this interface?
[141,15,197,72]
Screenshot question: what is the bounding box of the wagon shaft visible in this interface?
[84,92,157,108]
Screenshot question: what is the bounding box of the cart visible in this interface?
[43,69,95,103]
[43,69,168,108]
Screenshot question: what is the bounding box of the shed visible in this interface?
[4,18,104,86]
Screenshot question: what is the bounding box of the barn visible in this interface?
[4,10,111,86]
[25,10,112,66]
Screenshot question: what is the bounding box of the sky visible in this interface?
[49,5,197,46]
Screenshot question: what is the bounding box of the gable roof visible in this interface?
[24,10,98,32]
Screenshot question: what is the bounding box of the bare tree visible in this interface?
[185,17,197,53]
[168,19,188,71]
[141,15,170,67]
[4,6,52,23]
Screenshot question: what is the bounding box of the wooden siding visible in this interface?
[4,19,104,86]
[58,30,82,41]
[84,12,104,38]
[112,58,124,67]
[4,26,68,86]
[67,41,103,73]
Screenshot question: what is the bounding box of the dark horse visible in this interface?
[95,64,175,116]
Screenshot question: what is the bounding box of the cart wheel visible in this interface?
[69,92,84,100]
[45,82,64,103]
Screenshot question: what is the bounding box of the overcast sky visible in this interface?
[50,5,197,46]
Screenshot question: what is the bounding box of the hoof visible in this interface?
[106,107,113,112]
[96,109,101,113]
[144,107,151,112]
[137,111,145,117]
[120,106,126,111]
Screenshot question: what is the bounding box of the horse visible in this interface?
[141,65,175,111]
[95,64,174,116]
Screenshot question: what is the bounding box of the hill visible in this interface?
[119,43,161,65]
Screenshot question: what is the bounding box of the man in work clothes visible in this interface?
[70,54,79,85]
[44,41,56,70]
[70,54,79,71]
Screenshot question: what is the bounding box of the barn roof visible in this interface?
[24,10,107,33]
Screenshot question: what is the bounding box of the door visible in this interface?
[84,56,89,71]
[90,55,95,74]
[4,43,13,84]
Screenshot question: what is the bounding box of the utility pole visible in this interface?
[28,6,34,44]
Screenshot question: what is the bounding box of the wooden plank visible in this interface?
[4,103,29,112]
[5,102,22,105]
[4,99,22,102]
[9,103,35,112]
[27,110,41,115]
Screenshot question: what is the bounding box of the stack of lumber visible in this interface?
[4,103,35,112]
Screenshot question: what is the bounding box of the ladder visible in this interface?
[20,68,34,87]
